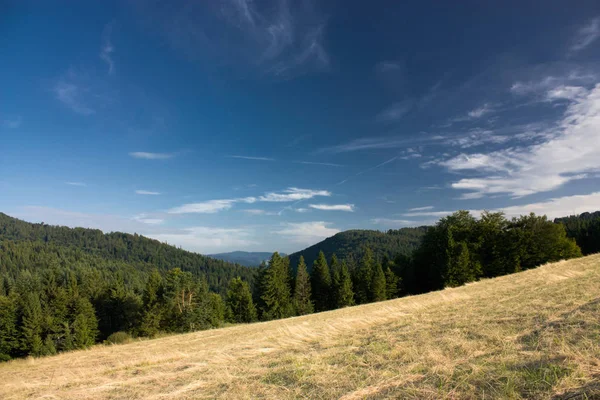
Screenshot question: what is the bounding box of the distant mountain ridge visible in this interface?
[288,227,429,269]
[209,251,286,267]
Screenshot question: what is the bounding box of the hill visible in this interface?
[209,251,286,267]
[1,254,598,399]
[288,227,428,269]
[0,212,255,293]
[555,211,600,255]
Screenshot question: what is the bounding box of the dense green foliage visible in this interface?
[288,227,428,271]
[0,213,255,293]
[208,251,286,267]
[0,213,257,360]
[555,211,600,255]
[0,210,588,362]
[408,212,582,294]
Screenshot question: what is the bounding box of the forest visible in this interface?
[0,210,597,361]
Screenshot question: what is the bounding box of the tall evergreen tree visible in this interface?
[293,256,313,315]
[225,277,257,323]
[355,247,374,304]
[384,266,399,299]
[260,253,293,320]
[20,292,44,356]
[335,261,354,308]
[371,262,387,302]
[311,251,332,312]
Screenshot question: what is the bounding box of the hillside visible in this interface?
[288,227,428,269]
[2,254,598,399]
[209,251,286,267]
[0,212,255,293]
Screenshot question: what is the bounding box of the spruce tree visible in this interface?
[385,266,400,299]
[311,251,332,312]
[226,277,257,323]
[260,252,293,320]
[371,262,387,302]
[293,256,313,315]
[355,247,374,304]
[20,292,44,356]
[336,261,354,308]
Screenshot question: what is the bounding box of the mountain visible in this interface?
[3,254,598,399]
[0,212,256,293]
[288,227,429,269]
[209,251,286,267]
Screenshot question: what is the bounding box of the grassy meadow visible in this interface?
[1,254,599,399]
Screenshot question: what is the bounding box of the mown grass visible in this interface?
[1,255,599,399]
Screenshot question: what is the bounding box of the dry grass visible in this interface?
[2,255,600,399]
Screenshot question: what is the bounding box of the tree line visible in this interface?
[0,210,588,361]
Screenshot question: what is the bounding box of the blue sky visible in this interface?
[2,1,600,254]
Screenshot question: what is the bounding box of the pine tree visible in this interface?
[71,297,98,348]
[384,266,399,299]
[0,296,18,360]
[226,277,257,323]
[139,270,163,337]
[293,256,313,315]
[447,241,474,287]
[335,261,354,308]
[311,251,332,312]
[371,262,387,302]
[329,254,340,309]
[260,252,293,320]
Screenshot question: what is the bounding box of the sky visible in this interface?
[2,1,600,254]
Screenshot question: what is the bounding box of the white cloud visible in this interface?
[376,101,412,122]
[2,116,22,129]
[132,214,164,225]
[129,152,174,160]
[294,208,310,213]
[546,85,588,102]
[408,206,433,211]
[371,218,415,227]
[65,182,86,187]
[274,221,339,245]
[54,72,95,115]
[295,161,344,167]
[135,190,161,195]
[229,155,275,161]
[439,84,600,198]
[571,17,600,53]
[100,22,115,75]
[318,135,444,154]
[258,187,331,202]
[467,103,493,119]
[309,204,355,212]
[168,188,329,214]
[149,226,258,254]
[401,192,600,221]
[375,61,402,72]
[168,199,239,214]
[241,209,268,215]
[402,210,455,218]
[444,129,510,149]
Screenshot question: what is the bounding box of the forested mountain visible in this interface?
[555,211,600,255]
[0,212,256,293]
[209,251,286,267]
[288,227,429,270]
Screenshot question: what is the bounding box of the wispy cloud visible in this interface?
[570,17,600,53]
[135,190,161,195]
[408,206,433,211]
[135,1,329,79]
[229,155,275,161]
[65,181,87,187]
[376,100,412,122]
[100,22,115,75]
[467,103,493,119]
[168,187,330,214]
[436,83,600,198]
[258,188,331,202]
[129,152,174,160]
[132,213,163,225]
[149,226,258,254]
[294,161,344,167]
[2,116,22,129]
[318,135,444,154]
[309,204,355,212]
[53,70,95,115]
[336,156,399,186]
[274,221,339,245]
[371,218,416,227]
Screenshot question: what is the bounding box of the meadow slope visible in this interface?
[1,255,599,399]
